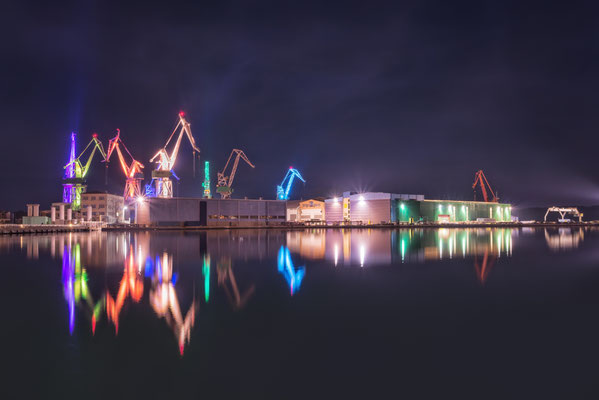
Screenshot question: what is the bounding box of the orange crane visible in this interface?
[472,170,498,202]
[106,129,145,201]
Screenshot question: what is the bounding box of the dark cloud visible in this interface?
[2,0,599,209]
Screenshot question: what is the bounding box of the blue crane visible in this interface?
[276,167,305,200]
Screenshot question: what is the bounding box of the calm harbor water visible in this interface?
[4,227,599,398]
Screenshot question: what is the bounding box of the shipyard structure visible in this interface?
[14,113,514,228]
[132,191,511,227]
[323,192,511,224]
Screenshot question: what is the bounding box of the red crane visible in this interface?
[106,129,145,201]
[472,170,498,202]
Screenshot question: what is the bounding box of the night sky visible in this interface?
[2,0,599,210]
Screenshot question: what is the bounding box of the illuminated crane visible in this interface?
[62,132,77,205]
[276,167,305,200]
[202,161,211,198]
[63,133,107,210]
[150,112,200,198]
[216,149,255,199]
[106,129,145,201]
[472,170,498,203]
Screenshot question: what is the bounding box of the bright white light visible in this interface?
[400,203,405,210]
[360,244,366,267]
[333,197,339,203]
[136,197,144,204]
[359,195,365,202]
[123,206,128,210]
[334,244,339,266]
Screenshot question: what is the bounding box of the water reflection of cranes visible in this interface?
[544,228,584,251]
[60,238,198,355]
[277,247,305,296]
[474,249,496,284]
[61,243,104,335]
[217,256,255,309]
[52,228,535,348]
[149,252,197,355]
[105,244,144,333]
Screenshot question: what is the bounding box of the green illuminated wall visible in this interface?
[394,200,511,222]
[394,200,421,223]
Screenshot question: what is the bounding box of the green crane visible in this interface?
[63,133,107,210]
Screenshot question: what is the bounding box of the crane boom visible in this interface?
[150,112,200,198]
[472,170,498,202]
[216,149,255,199]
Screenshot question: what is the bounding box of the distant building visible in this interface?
[324,192,511,224]
[81,191,125,223]
[0,210,11,224]
[286,199,325,223]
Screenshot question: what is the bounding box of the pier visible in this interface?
[0,224,98,235]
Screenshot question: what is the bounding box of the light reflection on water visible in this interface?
[0,227,594,356]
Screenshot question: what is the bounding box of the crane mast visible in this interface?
[62,132,78,206]
[150,112,200,198]
[106,129,145,201]
[472,170,498,202]
[276,167,305,200]
[202,161,211,198]
[63,133,107,210]
[216,149,255,199]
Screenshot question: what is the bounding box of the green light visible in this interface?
[202,256,210,302]
[202,161,211,198]
[400,203,405,210]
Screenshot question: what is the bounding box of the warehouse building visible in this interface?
[286,199,326,223]
[395,199,511,223]
[136,197,287,226]
[324,192,511,224]
[81,191,126,223]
